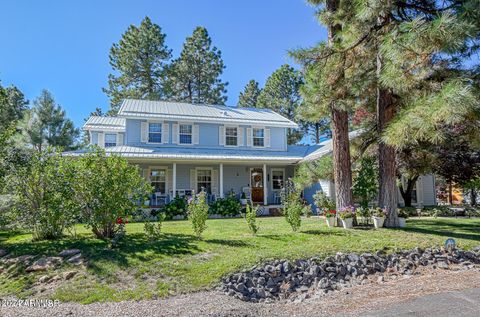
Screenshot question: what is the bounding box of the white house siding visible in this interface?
[397,174,437,207]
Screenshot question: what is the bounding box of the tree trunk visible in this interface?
[399,175,418,207]
[448,181,453,205]
[470,188,477,206]
[326,0,353,211]
[315,122,320,144]
[377,51,398,227]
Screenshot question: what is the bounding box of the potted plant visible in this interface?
[240,192,248,205]
[324,209,336,228]
[397,209,408,227]
[372,207,387,229]
[338,206,355,229]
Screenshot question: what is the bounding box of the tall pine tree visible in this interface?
[104,17,171,114]
[164,27,227,104]
[237,80,261,107]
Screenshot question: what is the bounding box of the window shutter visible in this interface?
[219,126,225,146]
[162,123,169,144]
[193,124,200,144]
[212,170,219,196]
[172,124,179,144]
[98,132,105,148]
[190,169,196,192]
[117,133,124,146]
[238,127,244,146]
[167,169,173,195]
[246,128,252,147]
[141,122,148,143]
[265,129,271,147]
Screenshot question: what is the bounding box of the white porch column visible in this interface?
[220,163,224,198]
[173,163,177,198]
[263,163,268,205]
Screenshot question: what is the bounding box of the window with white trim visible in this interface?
[179,124,193,144]
[197,169,212,194]
[272,170,284,190]
[253,128,264,147]
[150,169,166,194]
[148,123,162,143]
[105,133,117,147]
[225,127,238,146]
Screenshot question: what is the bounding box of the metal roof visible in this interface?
[65,145,322,163]
[301,130,363,162]
[117,99,298,128]
[84,116,126,131]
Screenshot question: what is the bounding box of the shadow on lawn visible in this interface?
[397,219,480,242]
[204,238,250,247]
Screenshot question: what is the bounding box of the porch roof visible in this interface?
[65,144,322,163]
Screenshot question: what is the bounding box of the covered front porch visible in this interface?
[130,159,295,207]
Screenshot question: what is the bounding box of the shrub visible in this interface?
[74,147,151,239]
[313,191,335,214]
[244,203,259,235]
[209,194,241,216]
[421,206,454,217]
[163,196,187,219]
[399,206,418,217]
[303,205,313,217]
[188,192,209,238]
[144,213,165,241]
[281,179,303,232]
[397,208,410,219]
[6,148,79,240]
[352,156,378,208]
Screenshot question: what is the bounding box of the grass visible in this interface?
[1,216,479,303]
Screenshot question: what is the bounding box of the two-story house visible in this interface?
[74,99,437,211]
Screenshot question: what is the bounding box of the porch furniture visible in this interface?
[242,187,252,201]
[273,192,282,204]
[154,192,167,206]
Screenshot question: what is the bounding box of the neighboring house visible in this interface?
[73,99,437,212]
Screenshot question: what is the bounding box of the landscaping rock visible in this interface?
[38,275,51,283]
[26,256,63,272]
[0,249,7,258]
[67,254,84,265]
[63,270,78,280]
[221,247,480,303]
[58,249,81,257]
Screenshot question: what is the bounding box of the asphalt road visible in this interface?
[361,288,480,317]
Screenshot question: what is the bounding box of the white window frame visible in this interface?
[195,167,213,194]
[178,123,193,145]
[225,126,239,147]
[271,168,285,191]
[148,121,163,144]
[149,166,168,195]
[104,133,117,147]
[252,127,265,147]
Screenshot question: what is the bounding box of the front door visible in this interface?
[250,168,264,204]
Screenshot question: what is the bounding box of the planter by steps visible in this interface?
[341,218,353,229]
[372,216,385,229]
[398,217,407,227]
[325,217,335,228]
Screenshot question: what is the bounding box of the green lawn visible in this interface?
[1,217,479,303]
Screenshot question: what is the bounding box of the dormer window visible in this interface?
[179,124,193,144]
[225,127,238,146]
[105,133,117,147]
[148,123,162,143]
[253,128,265,147]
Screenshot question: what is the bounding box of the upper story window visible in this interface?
[225,127,238,146]
[105,133,117,147]
[253,128,264,147]
[149,123,162,143]
[179,124,193,144]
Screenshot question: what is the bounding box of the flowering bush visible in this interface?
[324,209,336,218]
[162,196,187,219]
[209,194,241,216]
[338,206,356,219]
[187,192,209,238]
[371,207,387,218]
[313,191,335,213]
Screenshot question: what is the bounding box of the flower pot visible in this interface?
[325,217,335,228]
[398,217,406,227]
[240,199,247,205]
[341,218,353,229]
[372,216,385,229]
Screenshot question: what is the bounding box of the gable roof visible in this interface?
[117,99,298,128]
[84,116,126,131]
[301,130,363,162]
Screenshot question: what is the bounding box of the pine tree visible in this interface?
[104,17,171,114]
[237,80,261,107]
[23,90,79,151]
[164,27,227,105]
[0,82,28,134]
[257,64,304,144]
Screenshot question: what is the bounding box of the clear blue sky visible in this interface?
[0,0,326,128]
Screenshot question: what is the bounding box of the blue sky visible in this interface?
[0,0,326,128]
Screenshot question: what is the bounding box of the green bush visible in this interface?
[244,203,259,235]
[162,196,187,219]
[421,206,454,217]
[209,195,241,216]
[281,179,302,232]
[398,206,418,217]
[313,190,335,214]
[188,192,209,238]
[144,213,165,241]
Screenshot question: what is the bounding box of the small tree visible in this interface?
[281,179,302,232]
[352,156,378,208]
[7,148,78,240]
[244,202,259,235]
[187,191,209,238]
[74,147,150,239]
